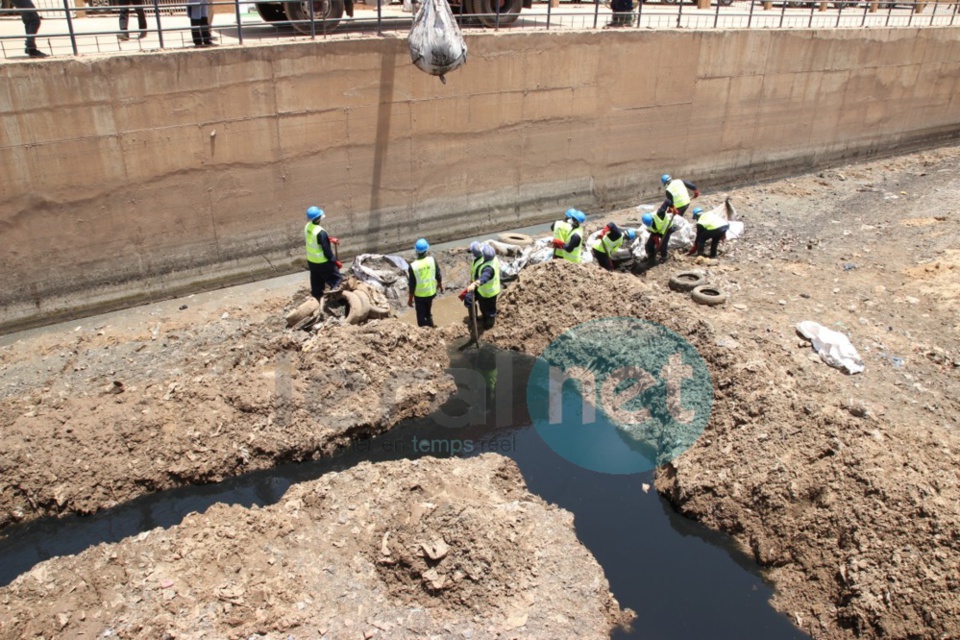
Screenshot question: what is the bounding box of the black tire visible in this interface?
[284,0,344,34]
[498,232,534,247]
[255,2,288,22]
[471,0,522,26]
[668,270,706,292]
[690,285,728,306]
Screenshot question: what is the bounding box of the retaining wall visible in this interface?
[2,27,959,330]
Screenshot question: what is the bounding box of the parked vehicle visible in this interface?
[255,0,532,32]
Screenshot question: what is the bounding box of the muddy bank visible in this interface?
[0,454,633,640]
[0,316,454,530]
[483,143,960,640]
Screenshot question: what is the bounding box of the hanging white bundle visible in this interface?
[407,0,467,84]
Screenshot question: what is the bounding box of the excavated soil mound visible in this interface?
[484,255,960,639]
[0,318,454,530]
[0,455,633,640]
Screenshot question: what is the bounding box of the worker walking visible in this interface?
[657,173,700,219]
[463,243,501,330]
[590,222,636,271]
[407,238,442,327]
[303,206,342,300]
[551,208,586,264]
[643,210,680,263]
[688,207,730,259]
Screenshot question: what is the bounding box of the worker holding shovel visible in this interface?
[460,242,501,331]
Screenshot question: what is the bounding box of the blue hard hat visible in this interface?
[306,206,324,221]
[625,229,637,241]
[661,174,672,186]
[692,207,704,219]
[572,210,586,224]
[481,243,496,260]
[469,241,483,258]
[415,238,429,253]
[564,208,578,220]
[642,213,654,228]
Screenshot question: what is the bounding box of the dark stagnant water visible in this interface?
[0,343,809,639]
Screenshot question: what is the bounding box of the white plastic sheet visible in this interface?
[408,0,467,84]
[796,321,865,374]
[350,254,410,300]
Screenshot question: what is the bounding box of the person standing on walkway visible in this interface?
[407,238,442,328]
[187,0,215,47]
[462,242,501,330]
[304,206,342,300]
[11,0,46,58]
[115,0,148,41]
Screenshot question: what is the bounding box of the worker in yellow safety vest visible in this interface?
[590,222,637,271]
[551,208,586,263]
[658,173,700,219]
[461,242,502,330]
[304,206,342,300]
[407,238,442,327]
[643,210,681,264]
[688,207,730,259]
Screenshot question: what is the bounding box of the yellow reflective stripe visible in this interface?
[412,256,437,297]
[558,229,582,263]
[699,211,727,231]
[304,222,328,264]
[472,257,501,298]
[593,233,623,255]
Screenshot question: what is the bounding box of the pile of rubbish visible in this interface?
[407,0,467,84]
[285,278,393,331]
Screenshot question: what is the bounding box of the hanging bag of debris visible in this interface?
[407,0,467,84]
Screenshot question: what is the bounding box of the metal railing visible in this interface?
[0,0,957,60]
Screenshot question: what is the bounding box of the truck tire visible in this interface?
[342,290,369,324]
[285,0,344,33]
[690,285,728,306]
[668,271,706,293]
[470,0,522,26]
[498,232,533,247]
[255,2,288,22]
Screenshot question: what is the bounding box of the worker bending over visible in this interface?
[657,173,700,219]
[689,207,730,259]
[408,238,442,327]
[304,206,342,300]
[551,208,586,264]
[590,222,636,271]
[643,210,679,264]
[463,242,501,330]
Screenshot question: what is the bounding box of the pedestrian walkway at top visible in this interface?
[0,0,957,60]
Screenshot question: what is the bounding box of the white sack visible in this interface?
[796,321,865,374]
[408,0,467,84]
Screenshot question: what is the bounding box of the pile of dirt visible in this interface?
[0,455,633,640]
[0,318,455,530]
[483,246,960,639]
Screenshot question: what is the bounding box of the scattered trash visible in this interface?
[843,263,857,271]
[179,305,188,310]
[796,321,865,374]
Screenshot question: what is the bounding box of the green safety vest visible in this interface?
[554,225,583,263]
[591,232,623,256]
[666,179,691,210]
[304,222,328,264]
[471,257,501,298]
[698,210,727,231]
[411,256,438,297]
[651,213,675,236]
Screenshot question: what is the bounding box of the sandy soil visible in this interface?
[2,143,960,639]
[481,146,960,639]
[0,454,633,639]
[0,304,455,529]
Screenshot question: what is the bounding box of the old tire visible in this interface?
[284,0,344,33]
[256,2,288,21]
[668,271,706,293]
[690,285,728,307]
[498,232,533,247]
[285,297,320,327]
[342,290,369,324]
[470,0,522,27]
